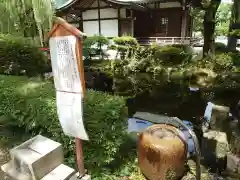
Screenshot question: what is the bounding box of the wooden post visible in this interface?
[48,17,87,177]
[118,8,121,36]
[75,34,87,177]
[97,0,101,35]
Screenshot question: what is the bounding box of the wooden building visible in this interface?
[60,0,193,44]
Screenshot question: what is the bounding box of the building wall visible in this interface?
[134,7,183,37]
[68,0,192,38]
[82,0,119,37]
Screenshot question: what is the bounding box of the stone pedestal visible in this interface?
[1,135,89,180]
[2,135,64,180]
[201,130,229,171]
[226,153,240,173]
[209,105,230,131]
[228,126,240,155]
[69,173,91,180]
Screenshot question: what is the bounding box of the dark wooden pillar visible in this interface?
[131,10,134,36]
[97,0,101,35]
[79,12,83,31]
[181,0,187,37]
[118,8,121,36]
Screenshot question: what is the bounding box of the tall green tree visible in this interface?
[203,0,221,57]
[0,0,55,46]
[191,0,222,57]
[228,0,240,51]
[192,1,230,36]
[215,3,232,36]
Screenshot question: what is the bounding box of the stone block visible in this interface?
[1,161,31,180]
[3,135,63,180]
[228,126,240,155]
[210,105,230,131]
[201,130,229,171]
[41,164,75,180]
[69,173,91,180]
[226,153,240,173]
[181,173,225,180]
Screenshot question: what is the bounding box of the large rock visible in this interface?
[1,135,64,180]
[201,130,229,172]
[181,173,225,180]
[209,105,230,131]
[226,153,240,173]
[228,122,240,155]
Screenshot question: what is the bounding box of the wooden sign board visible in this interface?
[48,17,88,141]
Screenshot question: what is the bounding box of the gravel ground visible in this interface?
[0,147,12,180]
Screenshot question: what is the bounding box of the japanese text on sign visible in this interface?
[49,35,82,93]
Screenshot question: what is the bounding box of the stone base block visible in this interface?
[201,130,229,171]
[229,126,240,155]
[69,173,91,180]
[226,153,240,173]
[2,162,76,180]
[209,105,230,131]
[41,164,75,180]
[9,135,63,179]
[1,161,31,180]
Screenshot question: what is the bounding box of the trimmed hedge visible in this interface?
[83,35,109,60]
[0,34,48,76]
[154,45,192,65]
[0,75,130,179]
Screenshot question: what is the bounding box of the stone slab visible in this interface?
[69,173,91,180]
[9,135,64,180]
[201,130,229,171]
[209,105,230,131]
[41,164,75,180]
[226,153,240,173]
[1,161,31,180]
[201,130,229,157]
[228,126,240,155]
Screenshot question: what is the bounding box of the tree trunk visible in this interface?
[228,0,240,51]
[203,0,221,58]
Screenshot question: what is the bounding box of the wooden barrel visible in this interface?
[138,124,187,180]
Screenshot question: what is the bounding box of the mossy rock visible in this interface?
[228,126,240,155]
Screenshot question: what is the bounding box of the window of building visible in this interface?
[156,17,168,34]
[160,17,168,34]
[126,9,131,17]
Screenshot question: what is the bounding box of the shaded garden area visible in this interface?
[0,33,240,179]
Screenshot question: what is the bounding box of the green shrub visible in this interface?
[0,75,128,176]
[127,46,155,72]
[83,35,109,60]
[111,36,139,59]
[215,42,227,53]
[171,44,193,54]
[214,53,233,72]
[154,45,190,65]
[0,34,48,76]
[113,36,138,46]
[229,52,240,66]
[230,29,240,37]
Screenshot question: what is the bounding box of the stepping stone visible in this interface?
[2,135,63,180]
[226,153,240,175]
[69,173,91,180]
[41,164,75,180]
[201,130,229,172]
